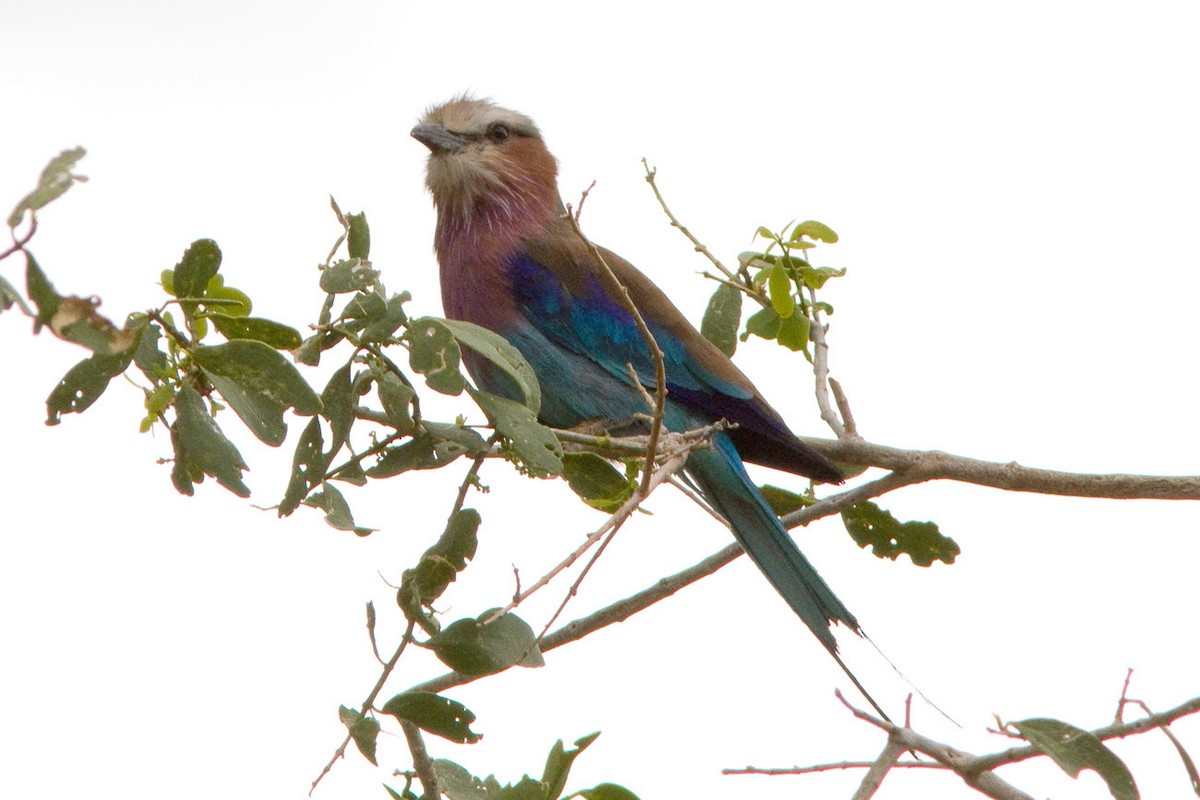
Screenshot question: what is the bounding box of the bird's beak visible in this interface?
[411,123,469,154]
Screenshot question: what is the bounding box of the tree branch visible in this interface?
[400,721,439,800]
[803,436,1200,501]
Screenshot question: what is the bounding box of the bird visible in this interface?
[412,96,883,716]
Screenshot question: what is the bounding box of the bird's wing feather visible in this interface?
[516,220,842,482]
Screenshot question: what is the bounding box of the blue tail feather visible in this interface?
[687,432,889,719]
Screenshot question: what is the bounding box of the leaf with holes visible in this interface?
[470,389,562,477]
[8,147,88,227]
[841,500,959,566]
[191,339,321,445]
[45,349,135,425]
[381,692,481,744]
[320,258,379,293]
[790,220,838,244]
[399,509,481,633]
[407,317,467,395]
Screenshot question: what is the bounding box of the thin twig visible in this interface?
[565,190,667,497]
[641,159,735,280]
[309,619,417,795]
[1117,694,1200,793]
[486,448,692,622]
[1116,667,1136,723]
[1,213,39,261]
[830,377,859,438]
[724,760,938,776]
[312,450,491,793]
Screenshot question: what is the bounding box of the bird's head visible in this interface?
[412,96,561,236]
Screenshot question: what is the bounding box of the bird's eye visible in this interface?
[487,123,510,143]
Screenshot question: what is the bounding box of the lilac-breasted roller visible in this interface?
[412,96,880,711]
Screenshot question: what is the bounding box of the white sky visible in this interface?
[3,2,1200,798]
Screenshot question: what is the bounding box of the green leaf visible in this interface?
[320,258,379,293]
[203,275,252,316]
[562,453,634,512]
[433,760,489,800]
[360,292,410,343]
[775,311,810,352]
[346,211,371,260]
[759,484,813,516]
[767,263,795,318]
[798,265,846,290]
[321,363,355,455]
[376,372,416,434]
[172,239,222,301]
[191,339,321,446]
[841,500,959,566]
[790,220,839,244]
[441,318,541,411]
[381,692,481,744]
[754,225,781,246]
[366,433,439,477]
[169,382,250,497]
[332,458,367,486]
[24,251,59,329]
[338,705,381,766]
[343,289,408,343]
[305,483,375,536]
[428,611,543,677]
[292,330,343,367]
[407,317,467,395]
[541,732,601,800]
[51,297,142,354]
[700,283,742,357]
[0,274,33,316]
[398,509,481,630]
[132,321,169,380]
[424,421,490,456]
[8,147,88,228]
[579,784,641,800]
[742,305,780,342]
[736,250,762,268]
[207,314,302,349]
[45,350,134,425]
[24,253,140,354]
[494,777,547,800]
[470,389,563,477]
[1012,718,1138,800]
[578,786,638,796]
[279,416,326,515]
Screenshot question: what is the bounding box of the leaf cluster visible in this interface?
[2,157,651,796]
[380,733,639,800]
